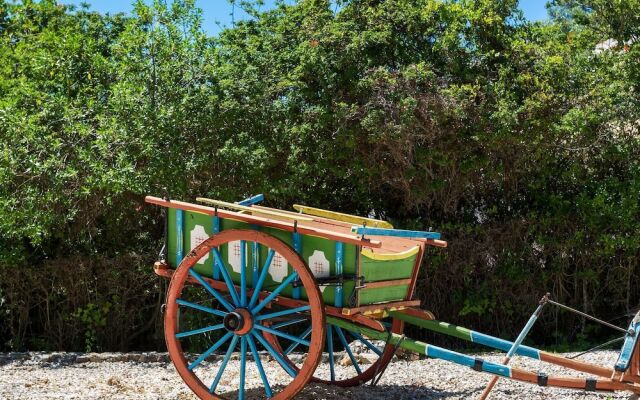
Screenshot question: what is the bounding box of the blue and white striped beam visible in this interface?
[351,226,441,240]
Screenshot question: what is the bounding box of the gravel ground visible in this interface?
[0,350,635,399]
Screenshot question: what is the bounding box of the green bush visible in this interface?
[0,0,638,351]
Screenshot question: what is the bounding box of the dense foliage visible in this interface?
[0,0,638,351]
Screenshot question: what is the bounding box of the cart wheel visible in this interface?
[164,229,325,399]
[264,312,404,386]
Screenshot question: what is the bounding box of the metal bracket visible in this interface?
[473,358,484,372]
[585,378,597,391]
[537,373,548,387]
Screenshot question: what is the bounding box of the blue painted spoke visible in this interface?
[210,335,240,393]
[176,298,228,317]
[335,327,362,374]
[271,318,309,330]
[188,331,233,371]
[247,335,273,398]
[251,272,298,314]
[255,306,311,322]
[187,269,234,312]
[347,330,383,356]
[252,331,297,378]
[254,324,311,346]
[284,326,312,355]
[176,323,225,339]
[239,337,247,400]
[240,240,247,307]
[327,326,335,381]
[212,248,241,306]
[249,249,275,308]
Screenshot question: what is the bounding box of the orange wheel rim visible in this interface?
[164,229,325,399]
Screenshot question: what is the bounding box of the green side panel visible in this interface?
[358,284,409,305]
[360,252,417,282]
[165,211,359,306]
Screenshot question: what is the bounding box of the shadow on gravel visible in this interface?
[220,382,478,399]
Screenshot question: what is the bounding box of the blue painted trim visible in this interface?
[239,337,247,400]
[615,314,640,372]
[212,216,220,280]
[237,194,264,206]
[176,209,184,264]
[247,335,273,398]
[240,240,247,306]
[351,226,441,240]
[252,331,297,378]
[470,331,540,360]
[254,323,311,346]
[186,270,234,311]
[210,334,240,393]
[334,242,344,308]
[249,249,275,308]
[188,331,233,371]
[335,327,362,374]
[212,249,241,306]
[285,326,312,355]
[425,345,512,378]
[252,272,298,314]
[292,232,302,299]
[176,323,225,339]
[255,305,311,321]
[252,241,259,288]
[327,325,335,381]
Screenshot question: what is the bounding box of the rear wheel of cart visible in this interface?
[164,229,325,399]
[264,310,404,386]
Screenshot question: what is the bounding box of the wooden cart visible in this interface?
[145,194,640,399]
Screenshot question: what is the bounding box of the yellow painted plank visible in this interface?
[361,245,420,261]
[196,198,314,222]
[292,204,393,229]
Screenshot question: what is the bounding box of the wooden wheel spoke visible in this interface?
[188,331,234,371]
[187,270,235,312]
[255,323,311,346]
[209,335,240,393]
[255,305,311,322]
[212,248,241,306]
[247,335,273,398]
[176,323,225,339]
[335,326,362,374]
[252,272,298,314]
[252,331,298,378]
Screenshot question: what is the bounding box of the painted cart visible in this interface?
[145,194,640,400]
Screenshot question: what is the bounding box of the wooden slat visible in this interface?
[145,196,382,248]
[196,197,314,222]
[293,204,393,229]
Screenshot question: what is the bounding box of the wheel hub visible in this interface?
[223,308,253,335]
